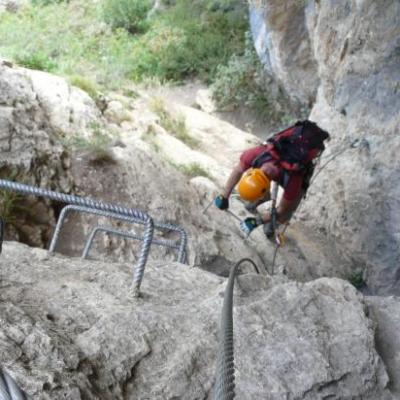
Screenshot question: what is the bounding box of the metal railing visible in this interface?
[49,205,187,264]
[82,225,182,260]
[0,180,155,296]
[214,259,259,400]
[0,368,28,400]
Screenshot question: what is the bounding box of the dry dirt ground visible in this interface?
[141,79,269,138]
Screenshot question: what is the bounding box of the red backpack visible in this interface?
[252,120,330,172]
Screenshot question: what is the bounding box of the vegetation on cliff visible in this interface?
[0,0,291,125]
[0,1,246,87]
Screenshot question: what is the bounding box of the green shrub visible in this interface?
[102,0,152,34]
[170,161,211,179]
[348,271,366,289]
[211,33,311,127]
[67,122,116,164]
[0,0,248,89]
[211,33,286,122]
[15,51,58,72]
[128,0,248,82]
[122,88,139,98]
[0,191,23,225]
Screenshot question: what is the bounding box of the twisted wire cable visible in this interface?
[49,205,187,264]
[310,138,361,185]
[82,226,181,260]
[0,368,28,400]
[0,180,154,296]
[214,258,259,400]
[0,218,4,255]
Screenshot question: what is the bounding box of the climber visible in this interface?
[214,120,330,237]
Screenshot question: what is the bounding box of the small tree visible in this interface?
[103,0,153,34]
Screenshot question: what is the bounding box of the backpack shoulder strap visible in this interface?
[251,149,274,169]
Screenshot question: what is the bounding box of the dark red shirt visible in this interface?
[239,145,304,201]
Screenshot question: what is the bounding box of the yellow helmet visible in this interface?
[237,168,270,201]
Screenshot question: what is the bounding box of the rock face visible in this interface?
[0,61,102,247]
[366,296,400,397]
[0,241,394,399]
[0,59,278,276]
[250,0,400,294]
[65,128,273,273]
[249,2,319,105]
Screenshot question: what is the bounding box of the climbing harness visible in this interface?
[214,258,259,400]
[0,368,28,400]
[270,222,289,275]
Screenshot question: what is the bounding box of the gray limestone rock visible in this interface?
[250,1,400,294]
[0,241,395,399]
[366,296,400,397]
[249,1,319,105]
[0,60,102,247]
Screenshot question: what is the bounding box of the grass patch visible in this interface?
[0,1,248,89]
[14,51,58,72]
[0,191,24,225]
[170,161,211,179]
[150,97,199,149]
[122,88,139,99]
[66,122,117,164]
[68,75,99,100]
[0,2,138,90]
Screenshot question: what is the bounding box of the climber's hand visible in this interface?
[240,217,262,236]
[214,195,229,210]
[263,222,275,240]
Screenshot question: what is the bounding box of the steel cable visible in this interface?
[214,258,259,400]
[0,180,154,296]
[0,368,28,400]
[0,218,4,255]
[309,138,360,185]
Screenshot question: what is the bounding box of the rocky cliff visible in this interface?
[250,0,400,294]
[0,2,399,397]
[0,241,397,399]
[0,60,275,273]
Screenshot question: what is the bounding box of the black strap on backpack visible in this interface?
[267,120,330,168]
[251,120,330,192]
[251,149,273,169]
